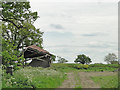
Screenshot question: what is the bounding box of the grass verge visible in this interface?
[74,71,82,88]
[91,75,118,88]
[2,66,67,88]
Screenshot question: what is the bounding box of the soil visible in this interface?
[59,72,76,88]
[58,71,117,88]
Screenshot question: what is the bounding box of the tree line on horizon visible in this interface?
[56,53,118,65]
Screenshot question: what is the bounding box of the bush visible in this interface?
[73,64,89,69]
[89,64,118,68]
[83,65,89,69]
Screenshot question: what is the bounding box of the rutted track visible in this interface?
[59,72,76,88]
[78,72,117,88]
[57,71,117,88]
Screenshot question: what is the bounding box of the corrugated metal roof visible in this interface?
[27,45,50,54]
[24,45,52,58]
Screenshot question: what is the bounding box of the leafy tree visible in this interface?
[1,1,43,68]
[57,56,68,63]
[104,53,117,64]
[1,2,43,51]
[85,57,92,64]
[2,38,24,69]
[74,54,92,64]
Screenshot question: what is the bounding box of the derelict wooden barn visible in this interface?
[24,45,52,68]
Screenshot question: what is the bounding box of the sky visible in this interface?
[29,0,118,63]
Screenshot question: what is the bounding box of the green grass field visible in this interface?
[2,63,119,88]
[91,75,118,88]
[2,67,66,88]
[50,63,118,72]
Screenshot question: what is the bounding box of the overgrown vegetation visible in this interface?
[89,64,118,68]
[50,63,118,72]
[50,63,89,72]
[91,75,118,88]
[2,63,118,88]
[2,67,66,88]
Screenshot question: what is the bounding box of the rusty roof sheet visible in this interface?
[27,45,50,54]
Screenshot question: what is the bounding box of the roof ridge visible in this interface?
[27,45,50,54]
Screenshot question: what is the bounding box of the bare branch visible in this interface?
[17,35,28,50]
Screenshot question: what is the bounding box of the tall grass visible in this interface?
[89,64,118,68]
[91,75,118,88]
[51,63,118,72]
[2,67,66,88]
[2,63,118,88]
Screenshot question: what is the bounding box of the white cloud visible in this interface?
[29,0,118,63]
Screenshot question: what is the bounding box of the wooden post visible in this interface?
[23,49,25,68]
[6,65,13,75]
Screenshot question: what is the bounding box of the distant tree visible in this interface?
[74,54,92,64]
[104,53,117,64]
[94,63,103,64]
[110,61,118,64]
[57,56,68,63]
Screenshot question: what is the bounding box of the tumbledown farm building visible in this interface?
[24,45,52,68]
